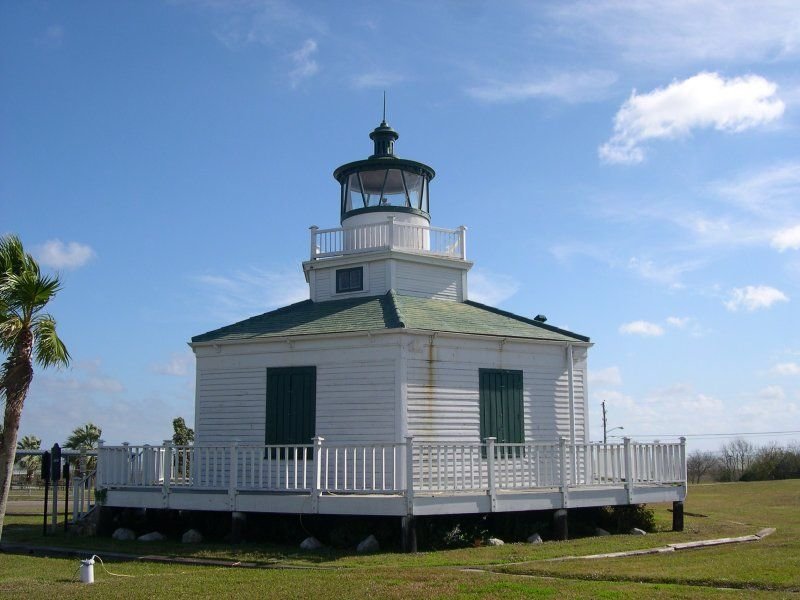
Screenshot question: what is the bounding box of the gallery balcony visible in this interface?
[309,220,467,261]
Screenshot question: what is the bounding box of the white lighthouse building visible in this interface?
[95,118,687,550]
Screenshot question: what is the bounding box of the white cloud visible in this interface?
[553,1,800,65]
[467,268,520,306]
[152,352,194,377]
[771,362,800,375]
[758,384,786,401]
[724,285,789,311]
[619,320,664,336]
[666,316,690,329]
[627,256,701,288]
[36,24,64,48]
[772,224,800,251]
[600,72,785,164]
[589,366,622,387]
[193,265,308,324]
[351,71,405,89]
[34,239,95,269]
[289,39,318,87]
[467,70,617,103]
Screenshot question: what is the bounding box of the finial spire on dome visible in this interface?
[369,93,398,158]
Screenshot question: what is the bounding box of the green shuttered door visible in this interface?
[479,369,524,445]
[266,367,316,448]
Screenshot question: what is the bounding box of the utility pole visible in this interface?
[602,401,608,444]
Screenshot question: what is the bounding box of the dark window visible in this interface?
[479,369,524,457]
[336,267,363,293]
[266,367,316,458]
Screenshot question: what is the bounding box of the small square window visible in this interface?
[336,267,363,293]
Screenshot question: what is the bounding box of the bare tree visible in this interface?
[686,450,718,483]
[719,438,755,481]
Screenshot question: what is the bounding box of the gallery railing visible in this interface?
[97,437,685,498]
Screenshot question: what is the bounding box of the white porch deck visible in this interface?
[97,437,686,516]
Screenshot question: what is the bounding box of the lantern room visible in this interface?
[334,119,435,227]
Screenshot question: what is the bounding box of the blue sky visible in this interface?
[2,1,799,451]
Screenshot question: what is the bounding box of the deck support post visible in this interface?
[230,511,246,544]
[559,437,569,508]
[228,443,239,511]
[312,436,324,513]
[554,508,568,541]
[162,440,172,509]
[623,437,633,504]
[405,436,414,515]
[672,501,684,532]
[401,516,417,553]
[485,437,497,512]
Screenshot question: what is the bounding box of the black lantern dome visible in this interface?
[334,119,435,224]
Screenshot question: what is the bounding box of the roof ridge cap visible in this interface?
[387,289,406,328]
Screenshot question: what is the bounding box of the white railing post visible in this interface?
[142,444,152,486]
[228,442,238,510]
[312,436,324,512]
[387,216,395,251]
[309,225,319,259]
[96,440,105,486]
[121,442,130,485]
[458,225,467,260]
[162,439,172,507]
[623,437,633,503]
[405,436,414,514]
[680,436,687,486]
[559,437,569,507]
[485,437,497,511]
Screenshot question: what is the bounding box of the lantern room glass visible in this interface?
[343,168,429,213]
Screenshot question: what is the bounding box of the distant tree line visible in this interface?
[687,439,800,483]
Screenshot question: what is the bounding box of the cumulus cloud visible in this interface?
[289,39,319,87]
[619,320,664,336]
[193,265,308,325]
[666,316,690,329]
[772,224,800,251]
[152,352,194,377]
[34,239,95,269]
[724,285,789,311]
[599,72,785,164]
[771,362,800,375]
[467,70,617,103]
[589,366,622,386]
[468,268,520,306]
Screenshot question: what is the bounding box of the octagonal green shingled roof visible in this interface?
[191,291,589,344]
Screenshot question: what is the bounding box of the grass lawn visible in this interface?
[1,480,798,598]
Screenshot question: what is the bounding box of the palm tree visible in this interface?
[65,423,102,471]
[15,434,41,484]
[0,235,70,540]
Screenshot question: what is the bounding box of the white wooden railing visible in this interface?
[97,437,685,498]
[310,220,466,260]
[71,468,96,521]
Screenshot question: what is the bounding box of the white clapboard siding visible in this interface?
[311,261,388,303]
[406,337,586,445]
[195,344,398,446]
[395,261,461,301]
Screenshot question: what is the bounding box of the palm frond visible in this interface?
[33,315,70,369]
[0,315,24,354]
[1,270,62,316]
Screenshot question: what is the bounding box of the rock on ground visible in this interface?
[487,537,505,546]
[630,528,647,535]
[595,527,611,536]
[111,527,136,541]
[182,529,203,544]
[300,536,323,550]
[137,531,166,542]
[356,534,380,554]
[527,533,543,544]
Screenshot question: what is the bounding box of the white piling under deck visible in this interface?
[98,437,686,516]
